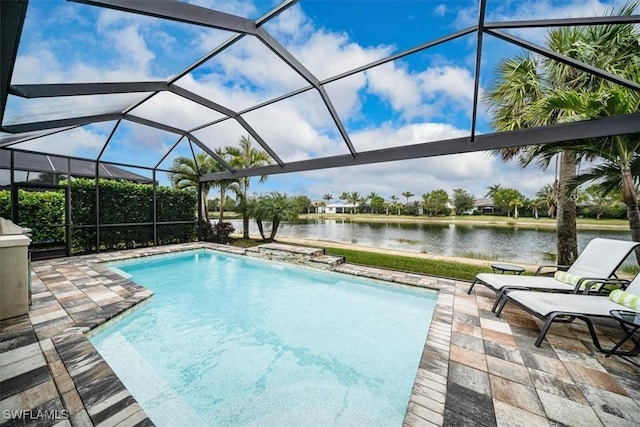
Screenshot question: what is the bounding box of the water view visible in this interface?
[229,218,630,264]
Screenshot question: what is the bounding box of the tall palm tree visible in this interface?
[537,86,640,248]
[169,152,223,224]
[482,6,639,264]
[323,193,333,203]
[225,135,273,239]
[402,191,414,204]
[348,192,361,214]
[522,4,640,249]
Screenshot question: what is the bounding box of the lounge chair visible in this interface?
[498,274,640,351]
[468,238,640,312]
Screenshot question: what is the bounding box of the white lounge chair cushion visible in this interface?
[609,289,640,311]
[507,290,635,317]
[475,273,576,292]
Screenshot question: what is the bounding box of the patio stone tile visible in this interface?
[483,341,525,365]
[0,379,59,415]
[554,347,608,370]
[504,312,540,330]
[528,368,588,404]
[544,334,591,354]
[537,389,603,427]
[0,329,37,353]
[0,344,46,381]
[0,365,51,400]
[29,309,68,326]
[492,399,550,427]
[449,362,491,396]
[577,383,640,425]
[453,312,480,327]
[520,353,571,380]
[482,328,517,348]
[450,344,487,372]
[486,355,531,387]
[452,319,483,339]
[61,388,85,416]
[407,402,443,425]
[404,411,439,427]
[52,372,75,395]
[70,408,96,426]
[413,383,446,404]
[444,382,496,427]
[480,318,513,335]
[410,392,445,417]
[565,364,628,396]
[489,374,544,416]
[451,331,484,353]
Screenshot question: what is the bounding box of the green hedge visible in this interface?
[0,189,65,243]
[0,179,197,254]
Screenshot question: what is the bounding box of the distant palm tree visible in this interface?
[484,184,502,200]
[401,191,414,204]
[169,153,222,224]
[348,192,361,213]
[323,193,333,203]
[536,184,557,218]
[225,135,273,239]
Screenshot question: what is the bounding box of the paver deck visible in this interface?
[1,242,639,426]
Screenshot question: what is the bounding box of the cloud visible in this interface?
[7,0,569,202]
[434,5,447,17]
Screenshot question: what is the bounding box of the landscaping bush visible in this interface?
[69,179,197,252]
[0,189,65,243]
[1,180,198,254]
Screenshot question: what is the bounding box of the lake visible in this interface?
[228,218,631,264]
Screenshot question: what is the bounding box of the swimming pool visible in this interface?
[91,250,437,426]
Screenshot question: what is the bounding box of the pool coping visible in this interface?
[2,242,639,426]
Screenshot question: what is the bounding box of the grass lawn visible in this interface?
[230,237,493,281]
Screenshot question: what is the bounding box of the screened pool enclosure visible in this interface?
[1,0,639,258]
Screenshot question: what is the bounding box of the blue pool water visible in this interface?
[91,250,437,426]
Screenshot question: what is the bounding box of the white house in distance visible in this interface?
[324,202,359,214]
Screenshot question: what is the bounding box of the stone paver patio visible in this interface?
[1,242,639,426]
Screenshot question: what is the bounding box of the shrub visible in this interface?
[212,221,235,243]
[0,179,198,254]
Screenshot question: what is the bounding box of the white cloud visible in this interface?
[434,5,447,17]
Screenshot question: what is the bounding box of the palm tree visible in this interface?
[484,184,502,200]
[251,192,298,241]
[389,195,400,215]
[169,153,223,224]
[402,191,414,204]
[482,10,640,264]
[348,192,361,213]
[555,92,640,250]
[225,135,273,239]
[323,193,333,204]
[536,184,557,218]
[521,6,640,250]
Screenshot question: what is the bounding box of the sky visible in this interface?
[2,0,630,202]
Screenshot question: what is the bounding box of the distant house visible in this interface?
[473,198,494,214]
[325,202,359,214]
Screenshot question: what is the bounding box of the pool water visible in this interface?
[91,250,437,426]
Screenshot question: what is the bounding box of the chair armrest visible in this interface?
[572,278,630,294]
[535,265,570,276]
